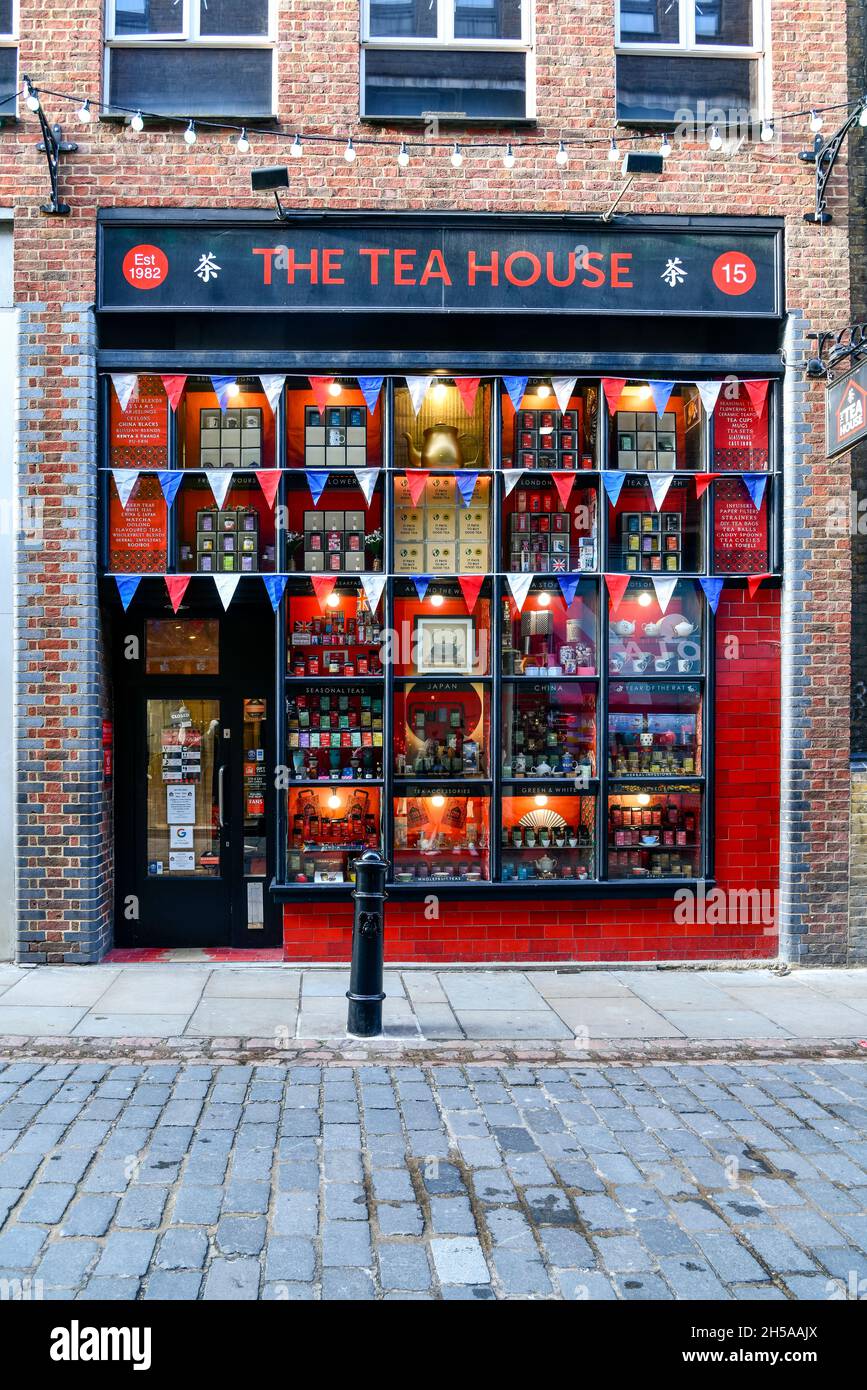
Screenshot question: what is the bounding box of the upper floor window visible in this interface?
[615,1,768,128]
[105,1,276,118]
[362,0,534,123]
[0,0,17,121]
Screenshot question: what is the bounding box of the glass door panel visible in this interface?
[146,697,221,877]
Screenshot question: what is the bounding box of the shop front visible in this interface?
[98,210,784,962]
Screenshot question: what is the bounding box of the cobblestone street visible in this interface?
[1,1058,866,1301]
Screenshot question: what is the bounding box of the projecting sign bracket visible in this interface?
[34,104,77,216]
[799,103,866,226]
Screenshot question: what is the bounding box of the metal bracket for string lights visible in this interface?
[805,322,867,380]
[799,100,867,225]
[23,76,78,216]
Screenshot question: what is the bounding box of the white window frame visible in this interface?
[105,0,278,116]
[615,0,771,123]
[0,0,18,120]
[361,0,536,121]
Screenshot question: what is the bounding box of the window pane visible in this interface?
[616,53,755,123]
[608,680,702,777]
[369,0,438,38]
[392,581,492,677]
[503,380,599,470]
[608,579,703,676]
[453,0,522,40]
[364,48,527,119]
[394,791,491,882]
[609,384,702,471]
[146,620,220,675]
[502,790,595,882]
[395,681,490,778]
[287,786,382,884]
[0,0,13,34]
[608,477,702,575]
[618,0,680,44]
[0,47,16,108]
[147,698,221,877]
[502,578,598,676]
[694,0,752,46]
[113,0,184,37]
[109,47,274,116]
[199,0,270,37]
[285,377,384,470]
[502,682,597,779]
[286,583,386,680]
[608,785,702,878]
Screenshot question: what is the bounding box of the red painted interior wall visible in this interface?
[283,588,781,962]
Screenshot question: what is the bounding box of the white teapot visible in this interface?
[643,622,660,637]
[673,618,697,638]
[612,619,635,638]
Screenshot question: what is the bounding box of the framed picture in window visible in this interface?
[416,617,475,675]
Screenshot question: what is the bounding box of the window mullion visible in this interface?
[683,0,694,50]
[187,0,198,43]
[440,0,453,44]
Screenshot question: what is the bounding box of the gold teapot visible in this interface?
[403,423,482,469]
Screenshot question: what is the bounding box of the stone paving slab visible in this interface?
[0,1057,865,1301]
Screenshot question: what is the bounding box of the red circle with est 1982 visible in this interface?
[122,244,168,290]
[711,250,757,297]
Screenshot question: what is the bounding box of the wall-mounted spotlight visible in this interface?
[251,165,291,219]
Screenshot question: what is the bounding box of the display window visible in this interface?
[394,378,492,470]
[145,619,220,675]
[607,475,702,574]
[501,578,598,676]
[391,580,492,677]
[608,579,703,677]
[178,377,276,470]
[393,473,491,576]
[285,581,385,679]
[394,681,490,780]
[607,786,703,879]
[284,376,383,470]
[109,374,169,470]
[286,471,383,574]
[607,383,703,471]
[176,476,277,574]
[712,475,771,574]
[607,681,703,779]
[286,784,382,884]
[711,382,770,471]
[393,790,491,883]
[501,473,597,574]
[502,682,597,781]
[146,697,221,878]
[501,379,599,471]
[109,473,168,574]
[501,789,596,882]
[286,686,384,783]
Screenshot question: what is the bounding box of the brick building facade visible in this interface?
[0,2,860,964]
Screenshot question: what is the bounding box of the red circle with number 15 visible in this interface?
[122,244,168,290]
[712,251,757,296]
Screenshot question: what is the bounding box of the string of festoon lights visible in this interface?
[12,75,867,172]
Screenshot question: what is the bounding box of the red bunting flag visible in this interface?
[693,473,720,499]
[406,470,430,506]
[604,573,631,615]
[746,573,771,599]
[458,575,485,613]
[551,472,576,510]
[742,379,769,417]
[455,378,481,415]
[257,470,282,510]
[165,576,191,614]
[308,376,334,415]
[160,375,187,412]
[602,378,627,414]
[311,576,337,610]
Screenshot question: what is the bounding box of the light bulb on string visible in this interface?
[555,140,568,166]
[236,129,250,153]
[760,119,774,143]
[397,141,410,167]
[290,133,303,157]
[607,137,619,163]
[78,99,92,124]
[183,121,197,146]
[502,142,515,169]
[450,142,463,168]
[344,138,356,162]
[809,109,823,134]
[130,111,144,133]
[659,133,672,159]
[708,125,723,151]
[25,84,40,112]
[860,101,867,128]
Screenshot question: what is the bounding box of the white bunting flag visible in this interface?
[648,474,675,511]
[651,577,679,614]
[214,574,241,610]
[552,376,578,415]
[112,469,140,509]
[695,380,723,417]
[405,376,433,414]
[354,468,380,505]
[110,374,139,412]
[207,469,235,510]
[506,573,535,612]
[503,470,524,497]
[360,574,387,613]
[258,374,286,413]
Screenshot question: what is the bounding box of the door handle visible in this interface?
[218,765,226,829]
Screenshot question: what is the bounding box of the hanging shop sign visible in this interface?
[826,359,867,458]
[98,217,783,317]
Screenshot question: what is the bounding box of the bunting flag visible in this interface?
[458,575,485,612]
[263,574,288,612]
[406,470,430,506]
[742,379,770,417]
[742,474,768,510]
[601,471,627,508]
[456,472,478,508]
[360,574,386,613]
[648,474,675,511]
[602,378,627,414]
[258,374,286,414]
[502,376,528,413]
[311,575,337,611]
[257,470,282,509]
[357,376,385,415]
[557,575,580,607]
[308,376,334,415]
[455,377,481,415]
[214,574,241,611]
[551,472,576,510]
[651,577,679,614]
[114,575,141,611]
[354,468,380,506]
[649,380,676,417]
[552,376,578,415]
[747,573,771,600]
[160,375,187,412]
[110,373,138,412]
[604,573,631,615]
[306,470,330,506]
[699,577,725,614]
[207,469,235,510]
[405,376,433,414]
[506,573,534,612]
[693,472,719,500]
[210,376,237,411]
[165,576,191,614]
[157,471,184,510]
[413,576,431,601]
[503,470,524,497]
[112,469,140,509]
[695,380,723,417]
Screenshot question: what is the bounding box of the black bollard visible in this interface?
[346,849,389,1037]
